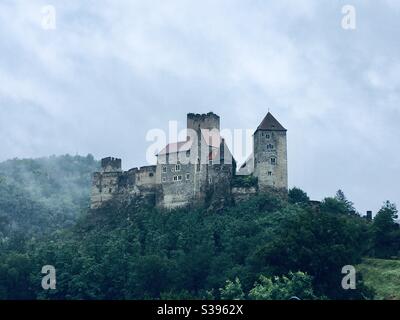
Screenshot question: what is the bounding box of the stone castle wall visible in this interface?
[91,161,157,209]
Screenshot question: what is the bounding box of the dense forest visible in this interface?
[0,155,399,300]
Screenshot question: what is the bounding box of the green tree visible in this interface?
[335,190,356,214]
[220,278,245,300]
[372,201,400,258]
[248,272,318,300]
[253,209,372,299]
[0,253,35,299]
[288,187,310,205]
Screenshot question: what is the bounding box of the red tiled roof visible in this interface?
[157,140,192,155]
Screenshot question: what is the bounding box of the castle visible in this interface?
[91,112,288,209]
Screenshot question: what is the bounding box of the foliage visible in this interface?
[248,272,318,300]
[288,187,309,205]
[335,189,357,214]
[0,192,377,300]
[371,201,400,258]
[357,258,400,300]
[253,206,372,299]
[231,175,258,188]
[220,278,245,300]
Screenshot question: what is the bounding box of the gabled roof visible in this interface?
[157,141,192,156]
[157,129,222,156]
[256,112,286,132]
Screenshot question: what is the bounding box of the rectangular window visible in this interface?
[149,172,154,177]
[186,173,190,180]
[271,158,276,165]
[175,164,181,172]
[268,171,272,176]
[173,175,182,182]
[162,166,167,173]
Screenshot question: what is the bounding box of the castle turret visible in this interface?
[253,112,288,191]
[187,112,220,132]
[101,157,122,172]
[91,157,122,209]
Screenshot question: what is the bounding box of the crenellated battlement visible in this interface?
[101,157,122,172]
[187,112,220,132]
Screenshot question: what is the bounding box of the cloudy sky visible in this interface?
[0,0,399,214]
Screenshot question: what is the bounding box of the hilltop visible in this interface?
[0,156,399,300]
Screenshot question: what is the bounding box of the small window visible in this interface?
[162,166,167,173]
[266,134,270,139]
[149,172,154,177]
[268,171,272,176]
[271,158,276,165]
[162,177,167,182]
[186,150,190,157]
[267,144,274,150]
[173,175,182,182]
[186,173,190,180]
[175,164,181,172]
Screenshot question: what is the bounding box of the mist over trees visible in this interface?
[0,154,99,237]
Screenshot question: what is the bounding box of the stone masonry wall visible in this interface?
[253,130,288,191]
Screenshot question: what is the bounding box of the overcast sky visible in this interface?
[0,0,399,214]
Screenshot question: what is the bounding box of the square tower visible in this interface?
[253,112,288,191]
